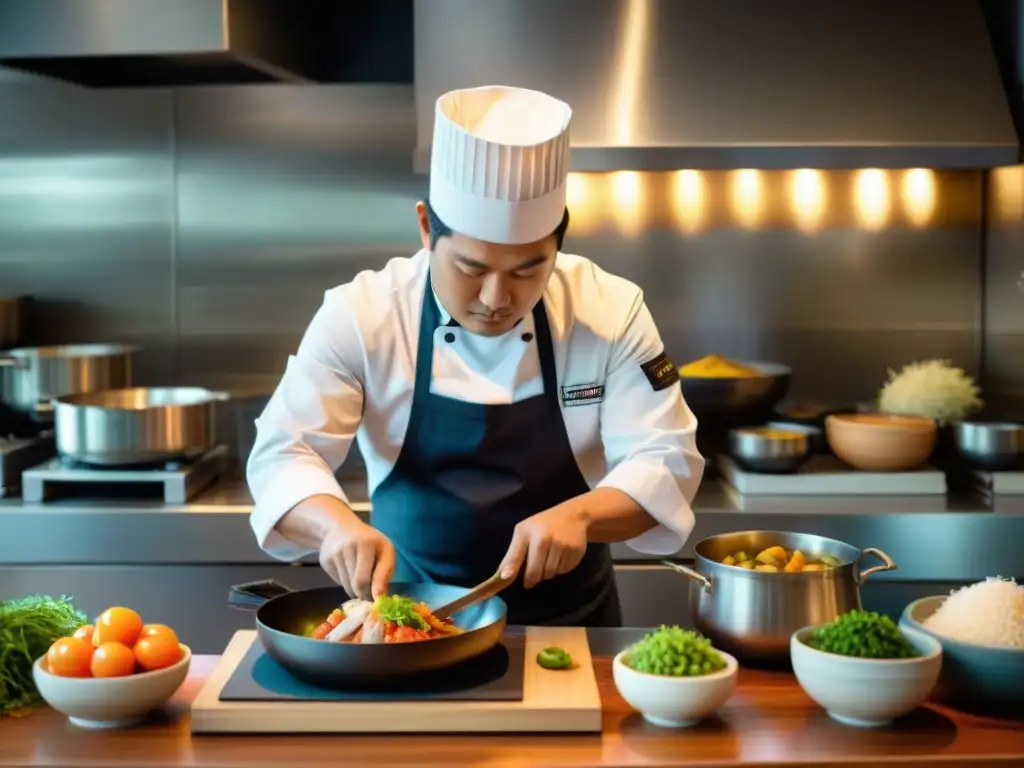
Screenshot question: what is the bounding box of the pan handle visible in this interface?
[0,354,26,368]
[228,579,295,611]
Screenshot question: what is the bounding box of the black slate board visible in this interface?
[219,634,525,703]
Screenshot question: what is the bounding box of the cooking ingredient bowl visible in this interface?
[953,421,1024,471]
[666,530,897,667]
[679,359,791,426]
[900,596,1024,715]
[33,644,191,729]
[825,413,937,471]
[728,425,813,473]
[613,648,738,728]
[791,626,942,728]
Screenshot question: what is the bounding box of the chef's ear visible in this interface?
[415,201,431,251]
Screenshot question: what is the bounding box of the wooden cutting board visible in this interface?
[190,627,602,734]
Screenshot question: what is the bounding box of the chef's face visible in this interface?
[417,202,558,336]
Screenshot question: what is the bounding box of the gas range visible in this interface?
[0,402,56,497]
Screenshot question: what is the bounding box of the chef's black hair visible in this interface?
[424,199,570,251]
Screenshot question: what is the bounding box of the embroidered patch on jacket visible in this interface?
[560,383,605,408]
[640,351,679,392]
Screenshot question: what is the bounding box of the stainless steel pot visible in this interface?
[0,343,135,418]
[0,297,21,349]
[665,530,897,667]
[52,387,230,466]
[954,420,1024,471]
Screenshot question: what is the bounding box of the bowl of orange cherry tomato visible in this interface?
[32,605,191,729]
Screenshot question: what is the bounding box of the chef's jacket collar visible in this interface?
[429,284,528,331]
[430,285,459,327]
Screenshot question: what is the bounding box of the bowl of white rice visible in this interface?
[900,577,1024,716]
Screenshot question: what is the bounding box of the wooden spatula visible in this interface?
[430,570,517,620]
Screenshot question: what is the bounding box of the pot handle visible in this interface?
[0,354,26,369]
[228,579,295,612]
[855,547,897,584]
[661,559,713,594]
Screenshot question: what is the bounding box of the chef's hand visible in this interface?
[498,502,589,589]
[319,518,396,600]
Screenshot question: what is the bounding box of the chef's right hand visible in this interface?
[318,518,396,600]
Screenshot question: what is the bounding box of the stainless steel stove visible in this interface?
[21,444,228,504]
[0,402,56,497]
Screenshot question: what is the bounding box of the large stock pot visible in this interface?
[0,343,135,419]
[665,530,897,667]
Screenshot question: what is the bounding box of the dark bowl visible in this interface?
[680,361,792,427]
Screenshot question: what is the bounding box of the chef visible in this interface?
[247,84,705,628]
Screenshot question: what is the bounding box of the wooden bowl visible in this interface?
[824,413,937,472]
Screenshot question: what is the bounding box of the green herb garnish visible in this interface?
[807,610,919,659]
[0,595,87,714]
[536,646,573,670]
[374,595,428,630]
[627,625,727,677]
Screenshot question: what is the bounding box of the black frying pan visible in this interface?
[229,580,508,687]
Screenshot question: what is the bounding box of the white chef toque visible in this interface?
[429,85,573,246]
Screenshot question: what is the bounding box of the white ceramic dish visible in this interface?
[790,626,941,728]
[33,644,191,729]
[612,647,738,728]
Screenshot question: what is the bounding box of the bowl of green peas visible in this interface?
[790,610,943,728]
[613,626,738,728]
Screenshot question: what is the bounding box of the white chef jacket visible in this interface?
[247,248,705,561]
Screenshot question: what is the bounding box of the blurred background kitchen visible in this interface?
[1,0,1023,652]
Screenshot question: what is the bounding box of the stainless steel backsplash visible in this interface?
[982,164,1024,411]
[0,75,1006,459]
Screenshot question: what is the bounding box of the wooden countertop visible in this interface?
[2,653,1023,768]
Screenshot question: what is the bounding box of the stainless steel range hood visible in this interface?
[414,0,1021,171]
[0,0,325,87]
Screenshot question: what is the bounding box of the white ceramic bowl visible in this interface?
[32,644,191,729]
[613,647,738,728]
[790,626,942,728]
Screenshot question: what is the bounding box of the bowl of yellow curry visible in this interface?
[678,354,791,425]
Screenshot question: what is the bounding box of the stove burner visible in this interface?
[0,432,57,497]
[20,445,227,504]
[0,401,48,440]
[57,454,198,473]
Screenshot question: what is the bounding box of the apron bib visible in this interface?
[370,272,621,627]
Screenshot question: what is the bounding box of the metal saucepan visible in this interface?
[665,530,897,667]
[229,580,508,687]
[953,420,1024,471]
[727,424,816,473]
[0,297,22,349]
[52,387,229,466]
[0,343,135,418]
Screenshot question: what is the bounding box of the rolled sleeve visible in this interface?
[596,295,705,555]
[246,292,366,562]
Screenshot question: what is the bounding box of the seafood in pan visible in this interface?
[307,594,465,644]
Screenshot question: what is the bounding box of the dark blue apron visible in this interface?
[370,272,621,627]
